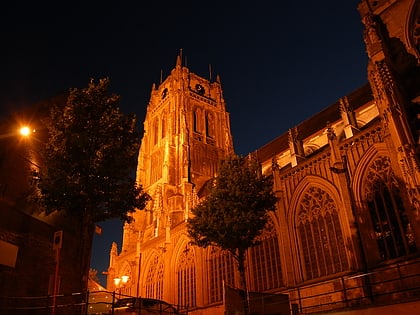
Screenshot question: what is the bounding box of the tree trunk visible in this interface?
[237,249,249,315]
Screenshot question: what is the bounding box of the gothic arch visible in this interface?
[406,0,420,59]
[351,144,417,262]
[289,175,349,281]
[153,117,159,145]
[172,236,197,308]
[205,246,235,303]
[161,110,167,139]
[116,260,134,296]
[119,260,133,280]
[288,175,343,226]
[205,111,215,138]
[142,251,165,299]
[351,143,388,207]
[192,106,203,134]
[248,214,284,290]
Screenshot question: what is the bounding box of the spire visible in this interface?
[288,127,305,167]
[176,49,183,68]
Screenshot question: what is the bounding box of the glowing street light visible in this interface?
[121,275,129,284]
[114,275,129,297]
[113,277,121,287]
[0,125,34,140]
[19,126,31,137]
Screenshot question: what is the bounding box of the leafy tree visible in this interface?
[33,78,150,291]
[187,154,278,314]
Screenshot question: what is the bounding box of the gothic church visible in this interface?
[107,1,420,314]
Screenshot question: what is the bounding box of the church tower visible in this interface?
[107,54,234,308]
[134,54,234,238]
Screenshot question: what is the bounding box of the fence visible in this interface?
[2,260,420,315]
[0,291,186,315]
[287,259,420,314]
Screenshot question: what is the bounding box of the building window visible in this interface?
[297,186,349,280]
[207,247,235,303]
[177,244,196,308]
[205,112,214,138]
[249,219,283,291]
[145,255,164,300]
[161,115,166,139]
[365,156,417,260]
[193,110,200,134]
[153,119,159,145]
[150,151,162,184]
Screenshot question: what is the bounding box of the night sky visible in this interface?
[1,1,368,286]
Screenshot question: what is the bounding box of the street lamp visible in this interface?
[19,126,31,137]
[0,125,34,140]
[113,275,129,297]
[121,275,129,284]
[113,277,121,289]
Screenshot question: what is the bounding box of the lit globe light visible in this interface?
[19,126,31,137]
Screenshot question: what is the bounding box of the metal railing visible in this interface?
[2,260,419,314]
[0,291,187,315]
[286,259,420,314]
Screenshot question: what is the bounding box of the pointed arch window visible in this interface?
[365,156,417,260]
[193,110,200,134]
[153,118,159,145]
[161,115,166,139]
[205,112,214,138]
[207,247,235,303]
[177,244,197,308]
[145,255,164,299]
[297,186,349,281]
[249,219,283,291]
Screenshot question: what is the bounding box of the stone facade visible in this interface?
[108,1,420,314]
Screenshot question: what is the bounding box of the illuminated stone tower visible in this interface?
[134,54,234,237]
[107,54,234,308]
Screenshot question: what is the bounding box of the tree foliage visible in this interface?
[187,154,278,295]
[34,78,150,223]
[187,154,278,254]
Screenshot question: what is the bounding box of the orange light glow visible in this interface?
[19,126,31,137]
[121,275,129,284]
[113,277,121,286]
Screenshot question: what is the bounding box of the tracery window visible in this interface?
[119,264,133,296]
[161,115,166,139]
[365,156,417,260]
[150,151,162,184]
[205,112,214,138]
[207,247,235,303]
[177,244,197,308]
[297,186,349,280]
[145,255,164,299]
[411,1,420,58]
[249,219,283,291]
[153,118,159,145]
[193,109,201,134]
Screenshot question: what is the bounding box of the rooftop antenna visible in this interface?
[160,69,163,84]
[179,48,183,67]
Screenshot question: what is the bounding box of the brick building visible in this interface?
[0,102,89,315]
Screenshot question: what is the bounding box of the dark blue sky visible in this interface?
[1,1,367,286]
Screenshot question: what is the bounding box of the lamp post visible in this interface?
[113,275,129,298]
